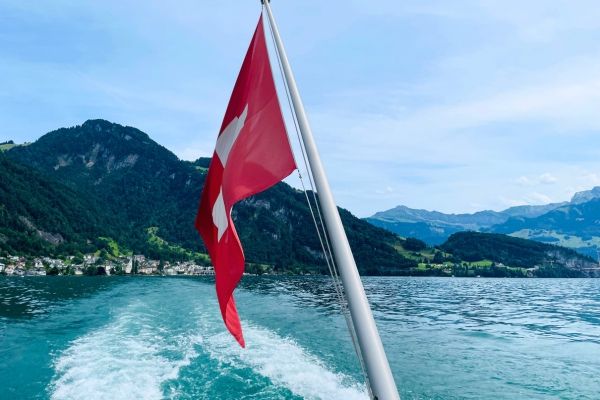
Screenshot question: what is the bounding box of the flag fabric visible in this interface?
[195,14,296,347]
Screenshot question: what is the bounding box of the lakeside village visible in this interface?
[0,254,215,277]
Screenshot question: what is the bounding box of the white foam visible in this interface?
[204,323,369,400]
[49,307,198,400]
[49,291,368,400]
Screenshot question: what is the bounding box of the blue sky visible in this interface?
[2,1,600,217]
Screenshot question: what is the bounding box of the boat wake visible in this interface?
[48,291,366,400]
[203,323,368,400]
[49,300,199,400]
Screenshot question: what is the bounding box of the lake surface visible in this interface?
[1,276,599,399]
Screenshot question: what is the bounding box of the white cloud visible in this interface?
[390,75,600,139]
[539,173,557,184]
[515,173,558,186]
[500,192,553,208]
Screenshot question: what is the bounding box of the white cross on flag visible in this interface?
[195,15,296,347]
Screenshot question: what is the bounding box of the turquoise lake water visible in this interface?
[1,276,600,399]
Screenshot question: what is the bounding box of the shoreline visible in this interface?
[2,273,599,279]
[2,254,598,279]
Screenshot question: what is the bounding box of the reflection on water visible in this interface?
[240,276,600,344]
[362,277,600,344]
[3,275,600,346]
[239,275,345,312]
[0,277,127,320]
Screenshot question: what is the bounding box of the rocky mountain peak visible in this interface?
[7,119,180,179]
[571,186,600,204]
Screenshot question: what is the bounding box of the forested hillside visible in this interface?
[440,232,598,277]
[4,120,414,275]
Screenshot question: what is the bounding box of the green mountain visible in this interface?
[4,119,414,275]
[440,232,599,277]
[0,154,105,255]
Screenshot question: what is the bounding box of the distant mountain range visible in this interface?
[366,202,567,244]
[367,188,600,259]
[492,198,600,259]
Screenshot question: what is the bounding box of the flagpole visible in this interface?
[262,2,400,399]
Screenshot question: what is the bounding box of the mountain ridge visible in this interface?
[4,119,414,275]
[367,188,600,257]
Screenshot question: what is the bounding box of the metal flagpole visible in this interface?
[262,2,400,399]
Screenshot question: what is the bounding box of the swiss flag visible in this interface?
[195,14,296,347]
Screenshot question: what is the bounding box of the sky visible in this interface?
[2,1,600,217]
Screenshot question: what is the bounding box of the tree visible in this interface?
[47,266,59,275]
[132,256,138,275]
[85,266,98,275]
[433,251,444,264]
[404,237,427,252]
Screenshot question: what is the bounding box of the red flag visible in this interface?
[195,14,296,347]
